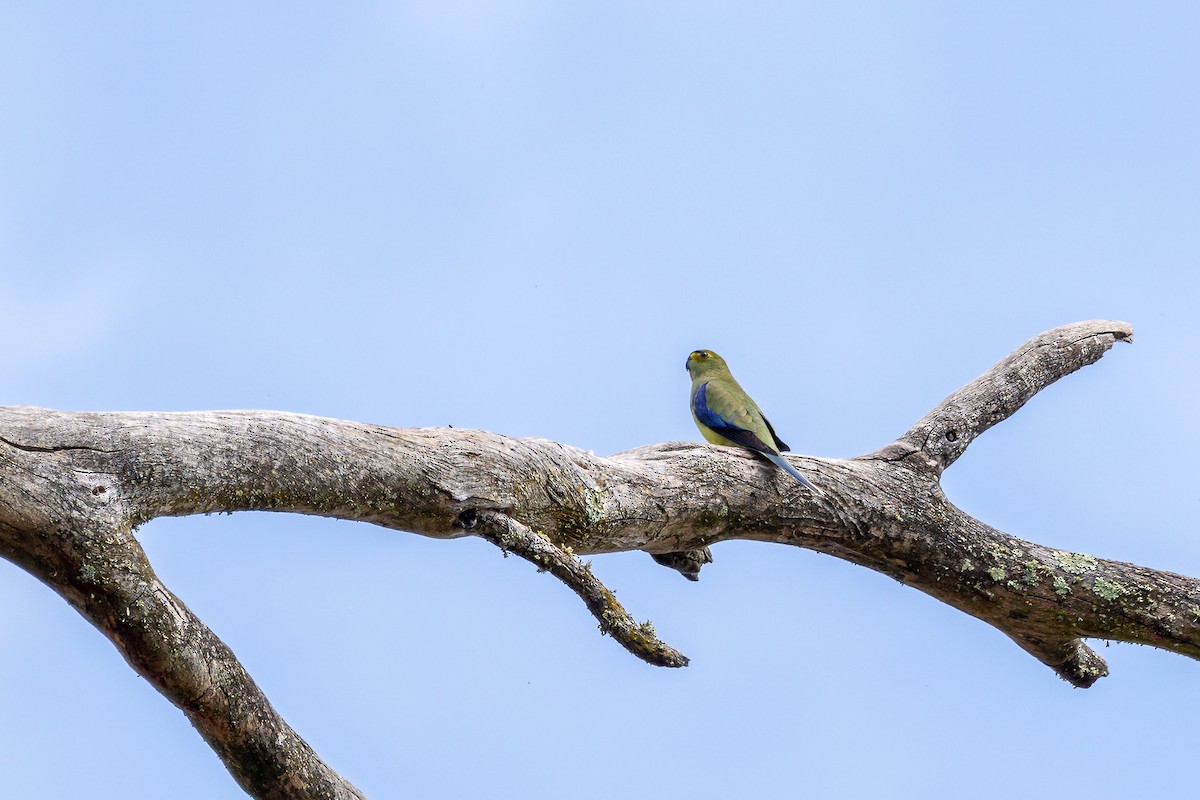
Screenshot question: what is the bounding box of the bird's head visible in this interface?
[686,349,729,377]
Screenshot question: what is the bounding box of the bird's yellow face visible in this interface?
[686,349,727,376]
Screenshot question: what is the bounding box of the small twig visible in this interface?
[459,508,689,668]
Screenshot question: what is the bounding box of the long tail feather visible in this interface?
[765,452,825,495]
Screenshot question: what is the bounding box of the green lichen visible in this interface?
[1054,551,1098,576]
[580,486,605,526]
[960,558,974,572]
[986,541,1026,563]
[1021,560,1051,586]
[1053,575,1071,598]
[1093,577,1126,602]
[987,566,1006,582]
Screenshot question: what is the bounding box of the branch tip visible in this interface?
[892,319,1135,473]
[470,509,689,668]
[650,546,714,581]
[1011,634,1109,688]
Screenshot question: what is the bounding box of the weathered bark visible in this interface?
[1,319,1191,798]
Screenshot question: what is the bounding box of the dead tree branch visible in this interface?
[2,318,1189,799]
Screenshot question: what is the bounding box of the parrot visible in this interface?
[685,349,823,494]
[650,349,823,582]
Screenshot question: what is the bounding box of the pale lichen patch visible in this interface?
[1054,551,1098,576]
[1093,577,1126,602]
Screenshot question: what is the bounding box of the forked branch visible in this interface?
[1,319,1189,800]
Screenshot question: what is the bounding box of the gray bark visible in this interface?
[1,319,1190,798]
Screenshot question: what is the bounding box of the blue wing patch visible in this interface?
[693,382,773,453]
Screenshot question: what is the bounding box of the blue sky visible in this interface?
[2,3,1198,797]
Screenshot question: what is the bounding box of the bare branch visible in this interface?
[0,519,365,800]
[462,509,688,668]
[3,318,1195,797]
[882,319,1134,474]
